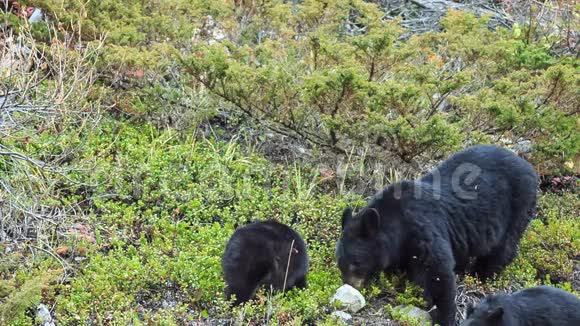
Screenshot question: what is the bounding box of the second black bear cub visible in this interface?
[222,220,309,305]
[461,285,580,326]
[336,145,538,326]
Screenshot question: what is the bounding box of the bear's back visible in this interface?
[423,144,537,183]
[498,286,580,325]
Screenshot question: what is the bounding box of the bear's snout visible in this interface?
[342,273,365,289]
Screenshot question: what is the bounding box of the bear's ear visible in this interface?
[358,207,380,238]
[341,207,353,230]
[486,306,503,321]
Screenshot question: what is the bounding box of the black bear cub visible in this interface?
[461,285,580,326]
[336,145,538,326]
[222,220,309,305]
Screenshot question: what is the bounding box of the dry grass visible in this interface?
[0,23,104,250]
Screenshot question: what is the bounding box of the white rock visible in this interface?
[331,310,353,324]
[393,305,431,325]
[513,139,533,154]
[36,304,55,326]
[330,284,366,313]
[28,9,44,23]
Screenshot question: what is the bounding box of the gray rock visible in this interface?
[331,310,353,324]
[28,9,44,23]
[330,284,366,313]
[513,139,533,154]
[36,304,55,326]
[393,305,431,325]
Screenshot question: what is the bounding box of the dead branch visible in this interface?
[0,23,105,247]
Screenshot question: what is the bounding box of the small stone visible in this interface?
[36,304,55,326]
[513,139,533,154]
[29,8,44,23]
[331,284,366,313]
[331,310,353,324]
[393,305,431,325]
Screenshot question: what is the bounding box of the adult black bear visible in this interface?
[461,285,580,326]
[335,145,538,326]
[222,220,309,305]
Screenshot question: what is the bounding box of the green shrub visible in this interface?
[184,5,578,171]
[0,273,59,325]
[518,193,580,283]
[23,1,578,172]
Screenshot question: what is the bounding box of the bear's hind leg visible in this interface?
[473,240,517,281]
[473,202,534,281]
[453,257,471,277]
[293,276,307,290]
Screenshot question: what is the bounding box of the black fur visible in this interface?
[222,220,309,305]
[462,285,580,326]
[335,145,538,326]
